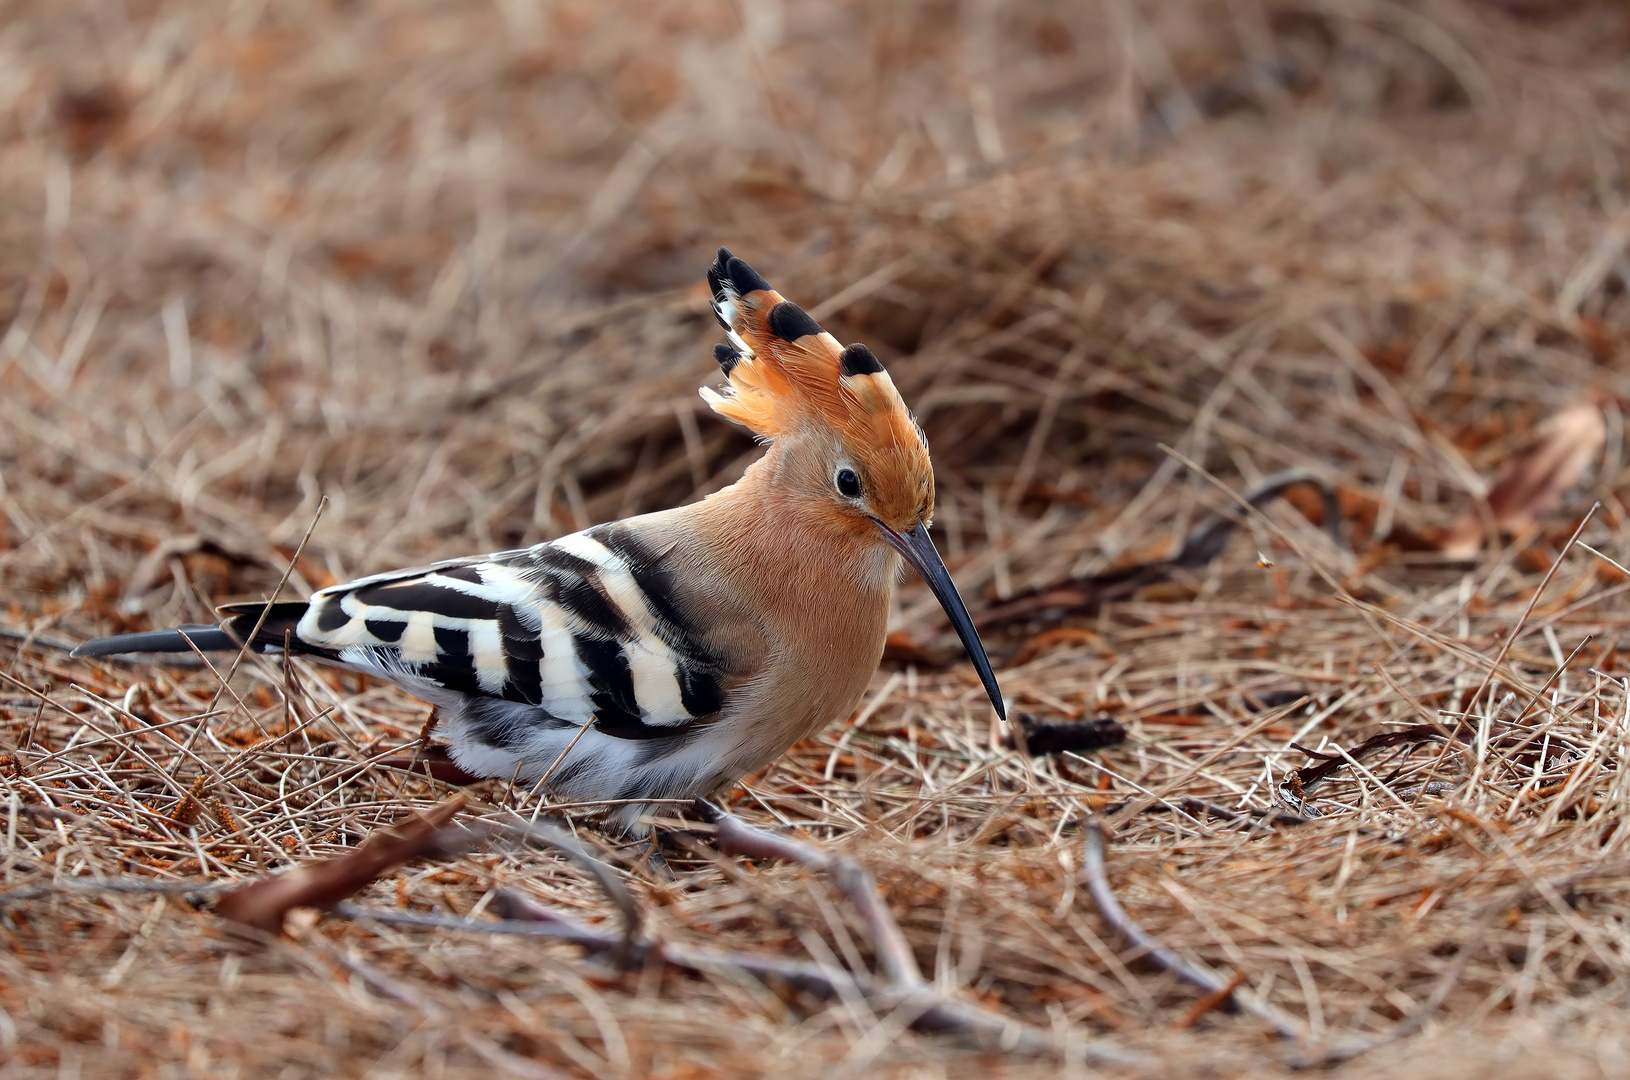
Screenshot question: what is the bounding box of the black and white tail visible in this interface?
[70,602,328,660]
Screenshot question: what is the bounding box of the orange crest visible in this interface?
[699,248,926,463]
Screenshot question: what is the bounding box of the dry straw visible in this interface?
[4,0,1630,1075]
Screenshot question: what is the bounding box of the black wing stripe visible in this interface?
[678,665,723,718]
[287,531,735,743]
[511,546,632,639]
[549,576,629,639]
[593,524,727,720]
[496,605,543,661]
[315,600,350,633]
[593,527,690,634]
[432,625,471,661]
[354,581,494,621]
[574,635,643,731]
[414,662,484,698]
[519,548,599,579]
[504,659,543,705]
[365,619,405,643]
[497,605,544,705]
[596,713,706,741]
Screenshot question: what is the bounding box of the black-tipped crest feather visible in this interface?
[712,342,742,374]
[708,246,770,304]
[839,343,885,376]
[726,256,770,297]
[766,301,823,342]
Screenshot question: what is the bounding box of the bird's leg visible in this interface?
[642,831,675,882]
[630,800,733,880]
[689,798,727,824]
[566,813,679,881]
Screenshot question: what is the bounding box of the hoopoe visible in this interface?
[73,248,1006,830]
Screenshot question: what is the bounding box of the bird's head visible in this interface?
[699,247,1005,721]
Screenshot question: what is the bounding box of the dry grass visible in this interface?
[5,0,1630,1075]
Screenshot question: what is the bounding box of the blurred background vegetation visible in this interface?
[4,0,1625,628]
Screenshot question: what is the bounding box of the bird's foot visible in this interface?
[641,830,676,881]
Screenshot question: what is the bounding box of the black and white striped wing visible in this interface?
[288,525,726,738]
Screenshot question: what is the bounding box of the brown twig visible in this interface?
[1173,970,1247,1030]
[341,892,1136,1061]
[493,818,644,967]
[0,877,228,906]
[700,806,1108,1055]
[216,795,469,933]
[1083,817,1467,1066]
[1082,818,1309,1042]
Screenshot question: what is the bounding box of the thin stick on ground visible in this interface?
[1081,817,1310,1044]
[207,495,330,713]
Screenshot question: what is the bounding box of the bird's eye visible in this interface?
[835,467,863,499]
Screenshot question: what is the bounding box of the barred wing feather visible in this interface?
[255,526,727,740]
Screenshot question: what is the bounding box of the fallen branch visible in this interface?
[195,794,1129,1059]
[499,818,643,967]
[216,795,469,933]
[693,804,1131,1056]
[0,877,228,907]
[1082,818,1309,1042]
[1083,818,1462,1066]
[309,803,1134,1062]
[211,795,644,964]
[485,887,894,1003]
[334,898,1105,1056]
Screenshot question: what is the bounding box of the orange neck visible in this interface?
[686,438,901,626]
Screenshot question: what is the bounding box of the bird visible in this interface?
[72,247,1006,832]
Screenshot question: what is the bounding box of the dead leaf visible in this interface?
[215,795,466,935]
[1010,715,1126,756]
[1441,401,1605,558]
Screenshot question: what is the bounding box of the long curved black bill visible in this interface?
[880,521,1006,721]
